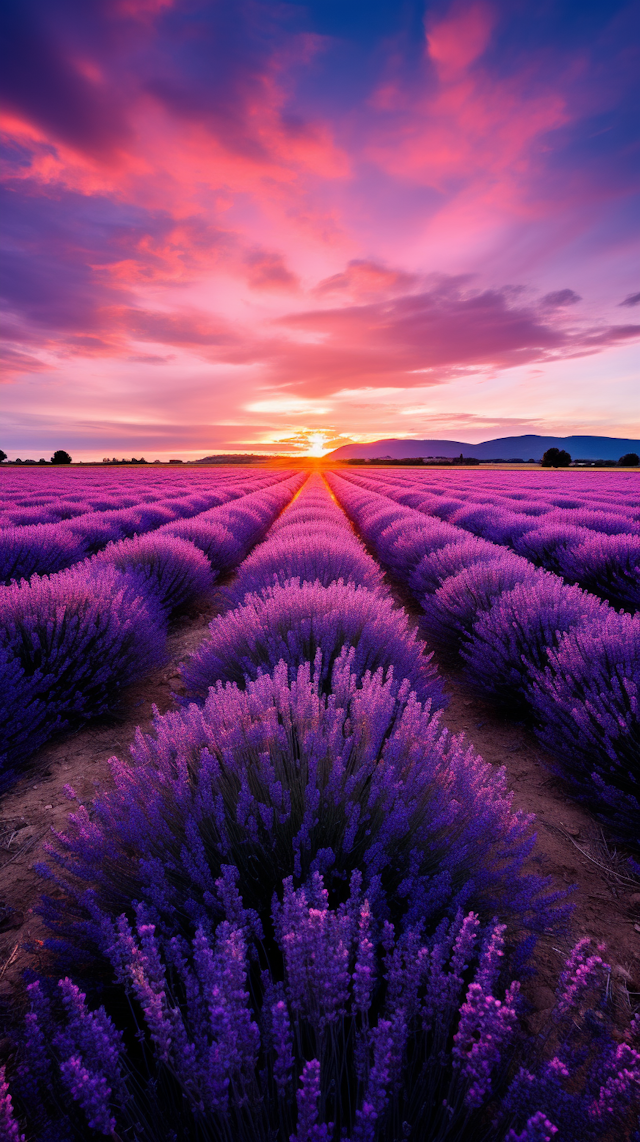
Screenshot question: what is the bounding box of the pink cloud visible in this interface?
[426,3,495,77]
[313,260,418,300]
[245,251,299,291]
[1,0,638,457]
[268,276,640,394]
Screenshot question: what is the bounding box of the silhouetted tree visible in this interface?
[541,447,571,467]
[0,449,6,463]
[51,449,72,464]
[619,452,639,466]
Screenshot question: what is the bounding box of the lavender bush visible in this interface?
[420,559,541,659]
[512,523,592,577]
[450,505,539,547]
[38,657,554,974]
[558,531,640,612]
[11,883,639,1140]
[377,517,463,577]
[93,533,214,618]
[529,610,640,846]
[409,537,504,597]
[543,507,638,536]
[61,508,141,552]
[461,577,607,715]
[0,523,86,585]
[226,527,383,603]
[0,564,166,779]
[180,579,446,707]
[161,516,245,572]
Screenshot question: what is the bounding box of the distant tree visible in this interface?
[541,447,571,467]
[619,452,639,466]
[38,458,47,464]
[0,449,6,463]
[51,449,72,464]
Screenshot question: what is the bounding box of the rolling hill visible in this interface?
[326,435,640,462]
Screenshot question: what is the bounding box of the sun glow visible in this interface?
[306,431,331,457]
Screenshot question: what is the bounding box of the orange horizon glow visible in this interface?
[1,1,638,461]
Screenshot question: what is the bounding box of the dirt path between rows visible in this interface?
[323,476,640,1025]
[385,581,640,1021]
[0,597,218,1013]
[436,665,640,1023]
[1,487,639,1036]
[0,480,312,1020]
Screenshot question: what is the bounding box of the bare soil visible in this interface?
[1,504,639,1036]
[323,476,640,1024]
[0,596,218,1008]
[436,666,640,1025]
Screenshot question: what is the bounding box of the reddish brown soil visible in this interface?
[368,568,640,1022]
[323,476,640,1021]
[1,508,639,1033]
[0,598,216,1005]
[436,666,640,1024]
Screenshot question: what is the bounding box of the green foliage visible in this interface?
[541,448,571,468]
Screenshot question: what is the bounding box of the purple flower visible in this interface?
[271,998,294,1093]
[276,875,353,1028]
[93,532,214,618]
[0,562,166,779]
[0,1066,25,1142]
[506,1111,559,1141]
[290,1059,332,1142]
[529,610,640,845]
[462,574,606,715]
[59,1055,116,1135]
[554,937,609,1018]
[182,577,446,709]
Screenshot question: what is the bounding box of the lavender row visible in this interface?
[12,476,630,1140]
[0,475,305,783]
[353,468,640,515]
[180,474,446,710]
[343,470,640,611]
[326,472,640,849]
[4,475,638,1139]
[9,869,637,1141]
[0,466,260,526]
[0,465,257,532]
[0,471,298,585]
[2,475,637,1140]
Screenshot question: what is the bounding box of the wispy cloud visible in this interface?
[1,0,638,456]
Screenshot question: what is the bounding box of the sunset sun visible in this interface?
[1,2,638,1136]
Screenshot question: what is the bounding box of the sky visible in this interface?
[1,0,639,459]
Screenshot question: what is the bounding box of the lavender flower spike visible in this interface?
[554,937,609,1019]
[452,978,520,1107]
[59,1055,117,1136]
[506,1111,559,1141]
[290,1058,332,1142]
[0,1067,25,1142]
[271,999,294,1093]
[589,1041,640,1123]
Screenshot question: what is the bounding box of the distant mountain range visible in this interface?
[327,435,640,462]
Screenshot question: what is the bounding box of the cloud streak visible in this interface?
[1,0,638,456]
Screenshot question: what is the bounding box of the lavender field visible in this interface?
[1,467,639,1141]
